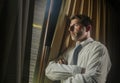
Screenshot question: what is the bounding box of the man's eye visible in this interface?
[74,24,79,27]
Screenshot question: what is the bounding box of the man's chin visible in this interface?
[71,36,78,41]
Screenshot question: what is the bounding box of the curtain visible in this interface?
[33,0,62,83]
[0,0,34,83]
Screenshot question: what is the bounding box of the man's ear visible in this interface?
[86,25,91,32]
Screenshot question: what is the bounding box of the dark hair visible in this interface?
[70,14,93,27]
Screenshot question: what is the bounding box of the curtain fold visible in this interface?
[0,0,34,83]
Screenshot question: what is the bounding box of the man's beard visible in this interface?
[70,31,83,41]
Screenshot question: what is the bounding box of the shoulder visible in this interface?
[89,41,109,56]
[90,41,107,50]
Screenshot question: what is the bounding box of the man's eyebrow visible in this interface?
[70,22,80,26]
[69,23,79,28]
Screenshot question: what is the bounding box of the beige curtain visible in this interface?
[44,0,107,83]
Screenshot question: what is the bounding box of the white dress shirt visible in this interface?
[45,38,111,83]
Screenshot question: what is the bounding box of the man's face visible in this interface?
[69,19,86,41]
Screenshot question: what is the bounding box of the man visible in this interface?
[45,14,111,83]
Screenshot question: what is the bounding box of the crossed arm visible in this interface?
[45,61,84,80]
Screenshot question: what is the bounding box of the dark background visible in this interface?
[106,0,120,83]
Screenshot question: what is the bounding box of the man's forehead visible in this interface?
[70,19,80,26]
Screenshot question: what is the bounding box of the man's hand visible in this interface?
[57,59,66,64]
[57,58,68,65]
[81,68,86,74]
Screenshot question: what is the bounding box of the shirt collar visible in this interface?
[75,37,94,47]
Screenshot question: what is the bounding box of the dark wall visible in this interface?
[106,0,120,83]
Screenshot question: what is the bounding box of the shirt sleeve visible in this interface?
[45,61,83,81]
